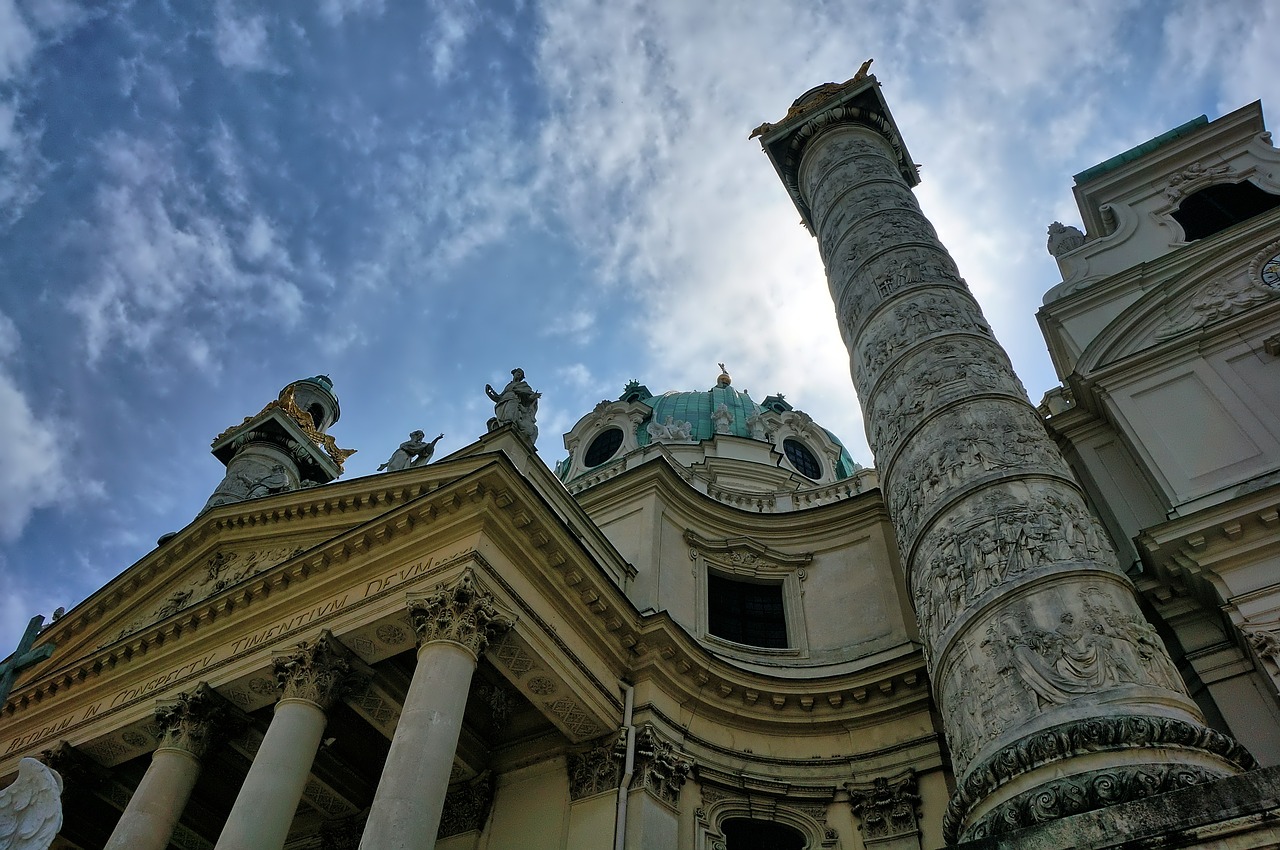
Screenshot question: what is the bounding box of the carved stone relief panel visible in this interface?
[885,403,1073,545]
[115,544,306,641]
[854,289,993,391]
[937,580,1189,774]
[801,133,901,214]
[818,181,920,265]
[909,482,1119,655]
[866,339,1028,459]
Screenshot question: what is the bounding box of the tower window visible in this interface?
[708,573,787,648]
[721,818,805,850]
[308,403,325,430]
[584,428,624,467]
[1172,181,1280,242]
[783,438,821,479]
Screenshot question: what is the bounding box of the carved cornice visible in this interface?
[438,771,495,838]
[407,570,513,659]
[963,764,1225,842]
[632,724,693,806]
[154,683,228,758]
[941,715,1257,843]
[846,769,921,841]
[684,530,813,573]
[567,733,624,800]
[273,632,359,710]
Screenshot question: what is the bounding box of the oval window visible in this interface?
[584,428,624,467]
[783,438,821,479]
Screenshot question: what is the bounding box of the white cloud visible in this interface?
[557,362,594,390]
[319,0,386,26]
[426,0,478,84]
[213,1,275,72]
[0,0,37,82]
[68,133,306,365]
[0,310,73,541]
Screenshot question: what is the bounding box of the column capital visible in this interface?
[406,570,513,659]
[155,682,228,758]
[846,770,921,844]
[273,631,358,710]
[632,724,692,807]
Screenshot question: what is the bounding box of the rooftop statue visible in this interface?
[486,368,541,446]
[378,431,444,472]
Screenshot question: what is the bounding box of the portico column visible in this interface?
[359,570,512,850]
[105,684,225,850]
[755,74,1255,842]
[215,633,354,850]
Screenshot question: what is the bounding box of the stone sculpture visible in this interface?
[378,431,444,471]
[486,369,541,445]
[711,403,734,435]
[0,758,63,849]
[646,416,694,442]
[1046,221,1086,256]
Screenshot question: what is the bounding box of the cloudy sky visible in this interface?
[0,0,1275,652]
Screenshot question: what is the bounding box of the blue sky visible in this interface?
[0,0,1276,652]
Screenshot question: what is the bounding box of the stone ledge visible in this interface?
[950,766,1280,849]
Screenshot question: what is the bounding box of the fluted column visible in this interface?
[105,684,225,850]
[359,570,512,850]
[215,633,354,850]
[757,76,1254,842]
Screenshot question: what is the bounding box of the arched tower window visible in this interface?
[1172,181,1280,241]
[308,403,325,430]
[721,817,806,850]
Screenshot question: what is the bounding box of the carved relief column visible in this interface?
[215,633,355,850]
[359,570,512,850]
[105,684,226,850]
[756,75,1254,842]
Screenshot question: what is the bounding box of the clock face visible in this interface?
[1263,252,1280,289]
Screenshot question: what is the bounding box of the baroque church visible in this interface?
[3,72,1280,850]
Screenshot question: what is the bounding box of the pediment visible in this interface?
[1080,238,1280,374]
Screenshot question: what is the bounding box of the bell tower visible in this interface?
[756,71,1254,841]
[202,375,355,512]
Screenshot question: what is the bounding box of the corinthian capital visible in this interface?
[407,570,513,658]
[155,682,227,758]
[273,632,357,709]
[632,724,692,806]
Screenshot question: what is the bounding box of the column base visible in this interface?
[943,716,1256,843]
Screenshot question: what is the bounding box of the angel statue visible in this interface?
[486,368,541,446]
[0,758,63,849]
[378,431,444,472]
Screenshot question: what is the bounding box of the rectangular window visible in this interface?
[707,573,788,648]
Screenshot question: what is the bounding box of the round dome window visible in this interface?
[584,428,624,467]
[783,438,821,479]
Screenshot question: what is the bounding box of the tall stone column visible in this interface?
[359,570,512,850]
[105,684,225,850]
[755,74,1254,841]
[215,633,355,850]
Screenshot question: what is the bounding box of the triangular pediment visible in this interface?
[1080,239,1280,374]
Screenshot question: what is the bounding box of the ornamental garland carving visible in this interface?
[407,570,513,658]
[567,734,624,800]
[154,683,227,758]
[1162,161,1234,202]
[1153,273,1276,340]
[438,772,495,838]
[632,724,693,806]
[940,714,1256,843]
[273,632,358,709]
[964,764,1223,843]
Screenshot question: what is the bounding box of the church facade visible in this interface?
[2,75,1279,850]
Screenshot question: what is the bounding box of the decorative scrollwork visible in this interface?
[407,570,513,659]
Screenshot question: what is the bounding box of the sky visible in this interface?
[0,0,1276,653]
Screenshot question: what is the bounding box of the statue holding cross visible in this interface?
[0,615,56,707]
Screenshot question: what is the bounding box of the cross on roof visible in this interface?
[0,615,55,707]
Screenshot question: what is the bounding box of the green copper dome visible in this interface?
[638,386,761,443]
